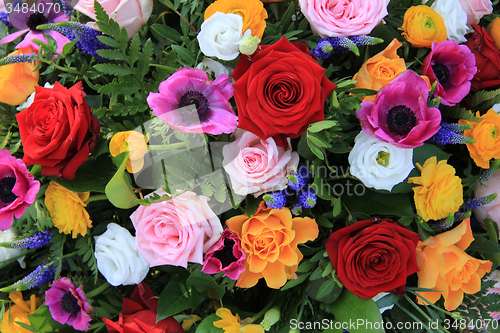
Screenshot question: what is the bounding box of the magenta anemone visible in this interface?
[356,70,441,148]
[202,229,245,280]
[147,68,238,135]
[421,40,477,106]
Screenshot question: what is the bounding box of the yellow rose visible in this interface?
[459,109,500,169]
[0,292,42,333]
[45,181,92,238]
[204,0,268,40]
[353,39,406,101]
[226,201,318,289]
[400,5,447,48]
[109,130,148,173]
[214,308,264,333]
[0,47,39,106]
[408,156,463,221]
[416,218,492,311]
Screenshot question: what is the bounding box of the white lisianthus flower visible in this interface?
[423,0,470,43]
[0,227,26,268]
[94,223,149,286]
[196,58,234,78]
[492,103,500,114]
[348,131,414,191]
[197,12,245,61]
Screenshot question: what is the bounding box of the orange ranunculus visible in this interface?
[408,156,463,222]
[109,130,149,173]
[488,17,500,51]
[204,0,268,40]
[416,218,492,311]
[0,47,39,106]
[400,5,447,48]
[226,201,318,289]
[353,38,406,101]
[0,291,43,333]
[459,109,500,169]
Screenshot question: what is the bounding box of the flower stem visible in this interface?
[252,292,278,321]
[36,57,81,75]
[87,194,108,203]
[86,282,111,298]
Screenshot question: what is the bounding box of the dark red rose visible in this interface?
[232,36,336,147]
[103,283,185,333]
[15,81,100,180]
[325,218,420,299]
[463,25,500,91]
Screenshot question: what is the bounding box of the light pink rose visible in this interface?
[457,0,493,25]
[299,0,391,38]
[486,270,500,320]
[223,130,299,196]
[74,0,153,39]
[474,170,500,234]
[130,190,223,268]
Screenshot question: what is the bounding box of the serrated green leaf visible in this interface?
[96,36,119,48]
[95,49,127,61]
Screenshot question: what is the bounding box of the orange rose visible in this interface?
[205,0,268,40]
[226,201,318,289]
[488,17,500,51]
[400,5,447,48]
[0,291,42,333]
[0,47,39,106]
[353,39,406,101]
[459,109,500,169]
[416,218,492,311]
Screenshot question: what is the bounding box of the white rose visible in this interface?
[348,131,414,191]
[196,58,234,78]
[223,130,299,196]
[425,0,470,43]
[197,12,244,61]
[0,227,26,268]
[94,223,149,286]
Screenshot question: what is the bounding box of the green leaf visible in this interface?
[172,45,196,66]
[94,63,135,76]
[28,306,75,333]
[195,314,224,333]
[105,152,138,209]
[186,268,225,299]
[280,273,310,291]
[245,195,262,218]
[332,197,342,217]
[95,49,127,61]
[306,276,342,304]
[151,24,182,42]
[96,35,120,48]
[308,120,339,133]
[342,186,414,217]
[468,236,500,253]
[62,39,78,56]
[329,289,385,333]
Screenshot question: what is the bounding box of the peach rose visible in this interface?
[416,218,492,311]
[226,201,318,289]
[353,39,406,102]
[0,48,39,106]
[130,190,223,268]
[458,0,493,25]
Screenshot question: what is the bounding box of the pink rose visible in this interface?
[457,0,493,25]
[485,270,500,320]
[74,0,153,39]
[474,171,500,232]
[130,190,223,268]
[299,0,391,37]
[223,130,299,196]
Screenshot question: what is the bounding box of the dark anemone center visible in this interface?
[386,105,417,136]
[0,177,17,204]
[26,12,48,31]
[61,292,81,316]
[432,61,450,85]
[213,239,237,268]
[178,91,211,122]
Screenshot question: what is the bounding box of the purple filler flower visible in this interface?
[0,149,40,230]
[147,68,238,135]
[202,229,245,280]
[356,70,442,148]
[45,277,93,331]
[421,40,477,106]
[1,0,71,54]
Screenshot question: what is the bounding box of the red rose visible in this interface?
[103,283,185,333]
[325,218,420,299]
[463,25,500,91]
[232,37,336,147]
[15,82,100,180]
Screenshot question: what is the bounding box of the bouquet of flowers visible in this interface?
[0,0,500,331]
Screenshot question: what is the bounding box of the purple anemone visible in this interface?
[45,277,93,331]
[1,0,71,54]
[202,229,245,280]
[147,68,238,135]
[421,40,477,106]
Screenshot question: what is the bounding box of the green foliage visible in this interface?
[75,234,99,284]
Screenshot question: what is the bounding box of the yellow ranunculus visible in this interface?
[408,156,463,221]
[459,109,500,169]
[109,130,149,173]
[45,181,92,238]
[416,218,492,311]
[204,0,268,40]
[0,292,42,333]
[353,38,406,101]
[213,308,264,333]
[400,5,447,48]
[0,47,39,106]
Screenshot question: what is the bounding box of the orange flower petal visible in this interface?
[261,261,287,289]
[444,289,464,311]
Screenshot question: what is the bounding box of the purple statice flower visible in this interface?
[429,122,475,145]
[312,35,383,58]
[45,277,93,331]
[0,149,40,230]
[461,193,498,211]
[147,68,237,135]
[0,229,52,249]
[421,40,477,106]
[202,229,245,280]
[297,187,317,209]
[0,261,56,292]
[0,12,12,27]
[263,190,287,209]
[291,203,302,216]
[0,0,71,54]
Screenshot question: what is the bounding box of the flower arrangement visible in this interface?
[0,0,500,332]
